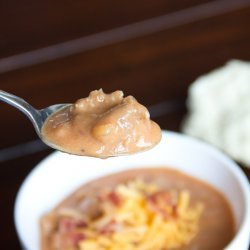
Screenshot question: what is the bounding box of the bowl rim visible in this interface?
[14,131,250,250]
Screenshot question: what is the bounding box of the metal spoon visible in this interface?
[0,90,70,151]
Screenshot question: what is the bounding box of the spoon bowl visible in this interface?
[0,89,162,158]
[0,90,71,150]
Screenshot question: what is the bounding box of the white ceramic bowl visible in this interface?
[14,131,250,250]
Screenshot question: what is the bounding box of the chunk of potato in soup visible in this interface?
[41,90,161,158]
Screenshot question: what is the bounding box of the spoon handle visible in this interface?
[0,90,42,136]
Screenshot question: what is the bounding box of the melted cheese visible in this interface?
[78,180,203,250]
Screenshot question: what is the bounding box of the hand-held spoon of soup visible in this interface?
[0,89,161,158]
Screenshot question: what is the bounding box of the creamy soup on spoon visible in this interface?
[41,89,161,158]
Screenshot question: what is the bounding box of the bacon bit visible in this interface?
[147,202,171,219]
[99,220,117,235]
[58,218,75,233]
[76,220,87,228]
[99,191,121,206]
[107,192,121,206]
[172,204,178,218]
[56,219,87,248]
[71,232,86,247]
[147,191,177,219]
[58,218,87,233]
[148,191,173,206]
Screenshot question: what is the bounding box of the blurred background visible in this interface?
[1,0,250,248]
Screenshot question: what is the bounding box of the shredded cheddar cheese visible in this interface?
[74,179,203,250]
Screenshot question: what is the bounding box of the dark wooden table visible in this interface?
[1,1,250,249]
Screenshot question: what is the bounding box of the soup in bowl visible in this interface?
[14,131,250,250]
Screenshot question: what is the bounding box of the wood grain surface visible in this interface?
[0,1,250,249]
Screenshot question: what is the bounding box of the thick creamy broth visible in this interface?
[41,168,235,250]
[42,90,161,158]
